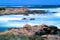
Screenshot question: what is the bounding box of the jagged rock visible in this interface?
[35,25,58,36]
[48,25,58,34]
[0,24,58,36]
[23,24,31,28]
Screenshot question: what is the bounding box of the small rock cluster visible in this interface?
[22,18,35,20]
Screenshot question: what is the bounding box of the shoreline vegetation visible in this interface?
[0,24,60,40]
[0,7,47,15]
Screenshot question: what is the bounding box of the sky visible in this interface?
[0,0,60,6]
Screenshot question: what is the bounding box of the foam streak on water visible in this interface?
[0,8,60,29]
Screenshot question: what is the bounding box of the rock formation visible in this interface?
[0,24,59,36]
[0,7,46,15]
[35,25,58,36]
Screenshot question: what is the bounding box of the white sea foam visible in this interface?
[54,13,60,17]
[0,8,60,28]
[0,18,22,20]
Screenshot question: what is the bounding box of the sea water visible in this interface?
[0,8,60,32]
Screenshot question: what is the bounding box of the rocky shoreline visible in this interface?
[0,7,47,15]
[0,24,60,40]
[0,24,60,35]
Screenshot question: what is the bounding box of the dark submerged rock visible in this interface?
[30,18,35,20]
[22,18,26,20]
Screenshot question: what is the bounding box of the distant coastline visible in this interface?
[0,5,60,15]
[0,7,47,15]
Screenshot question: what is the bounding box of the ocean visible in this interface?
[0,8,60,32]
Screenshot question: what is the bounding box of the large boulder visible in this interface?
[48,25,58,34]
[35,25,58,36]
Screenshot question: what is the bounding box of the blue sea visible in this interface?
[0,8,60,32]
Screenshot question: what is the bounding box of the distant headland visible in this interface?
[0,5,60,15]
[0,7,47,15]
